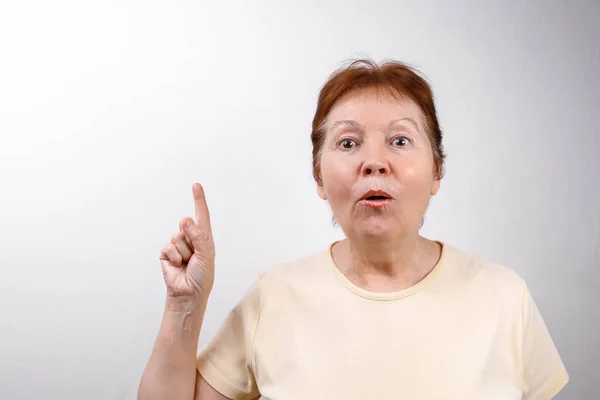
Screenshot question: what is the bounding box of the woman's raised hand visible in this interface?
[159,183,216,300]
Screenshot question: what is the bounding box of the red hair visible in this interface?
[311,59,446,185]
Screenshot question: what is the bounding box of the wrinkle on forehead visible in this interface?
[324,88,428,136]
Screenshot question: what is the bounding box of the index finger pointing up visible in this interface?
[192,182,212,232]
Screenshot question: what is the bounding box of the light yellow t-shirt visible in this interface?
[196,242,568,399]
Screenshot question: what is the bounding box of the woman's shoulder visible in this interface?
[257,247,331,285]
[441,242,528,296]
[246,245,337,304]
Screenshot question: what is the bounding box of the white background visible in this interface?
[1,1,598,399]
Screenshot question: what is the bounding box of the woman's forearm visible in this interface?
[138,296,208,400]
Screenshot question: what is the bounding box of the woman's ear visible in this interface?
[431,179,441,196]
[317,183,327,200]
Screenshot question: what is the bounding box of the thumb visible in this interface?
[181,217,215,257]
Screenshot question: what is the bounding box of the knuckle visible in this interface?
[197,231,212,242]
[159,247,168,259]
[173,245,183,258]
[171,231,184,243]
[167,244,180,260]
[177,242,192,259]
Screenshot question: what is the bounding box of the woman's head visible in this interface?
[311,59,445,241]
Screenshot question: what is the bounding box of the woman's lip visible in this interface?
[359,198,392,208]
[361,190,392,200]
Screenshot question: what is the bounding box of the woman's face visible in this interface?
[317,89,440,240]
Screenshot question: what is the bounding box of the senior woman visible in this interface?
[139,60,568,399]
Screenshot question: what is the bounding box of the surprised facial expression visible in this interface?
[317,89,440,240]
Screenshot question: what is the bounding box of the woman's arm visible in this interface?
[139,183,225,400]
[138,296,235,400]
[194,371,235,400]
[138,296,221,400]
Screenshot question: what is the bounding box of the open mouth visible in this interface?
[360,189,392,200]
[360,191,393,208]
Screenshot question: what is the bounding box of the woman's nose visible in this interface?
[360,138,391,176]
[361,151,390,176]
[363,163,390,175]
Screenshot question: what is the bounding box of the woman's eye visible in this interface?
[339,139,357,150]
[392,136,410,147]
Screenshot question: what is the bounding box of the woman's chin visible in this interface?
[357,221,396,240]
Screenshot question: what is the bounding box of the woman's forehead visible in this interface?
[326,90,424,131]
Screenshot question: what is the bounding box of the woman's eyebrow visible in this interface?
[329,117,419,132]
[330,119,364,132]
[388,117,419,131]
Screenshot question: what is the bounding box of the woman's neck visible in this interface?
[332,235,441,292]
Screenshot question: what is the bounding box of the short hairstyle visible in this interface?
[310,59,446,186]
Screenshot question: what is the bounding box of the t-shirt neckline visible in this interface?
[324,240,448,301]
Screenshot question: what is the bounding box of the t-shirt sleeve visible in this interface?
[196,275,264,400]
[521,286,569,399]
